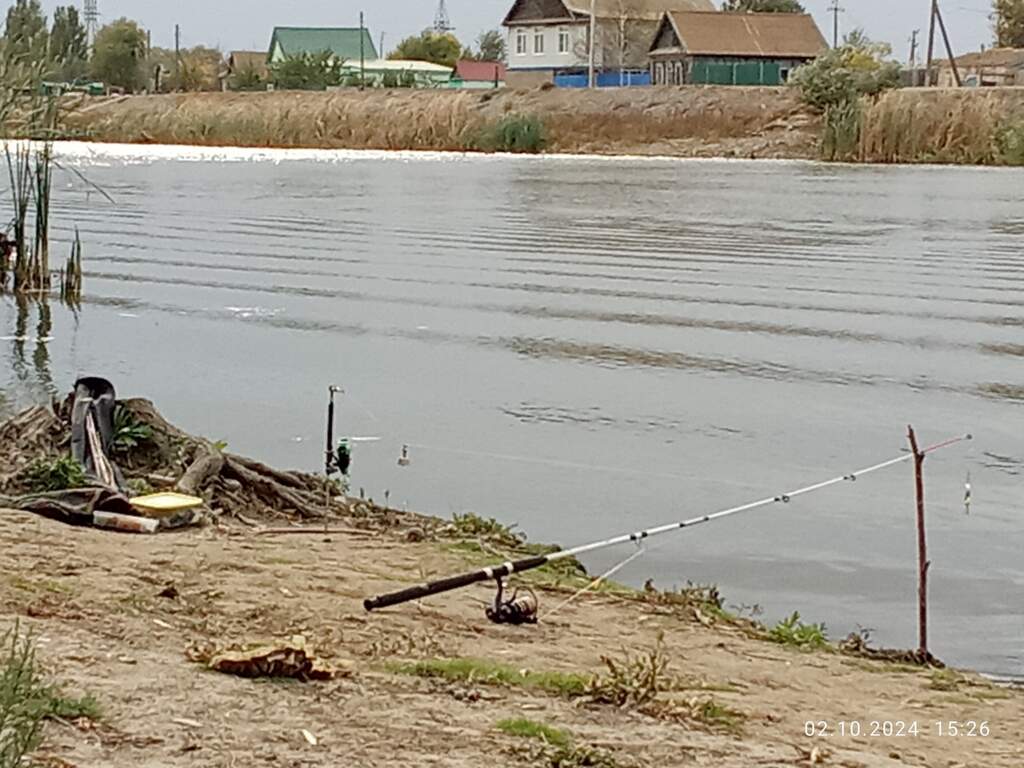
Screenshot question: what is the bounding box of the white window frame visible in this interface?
[516,29,528,55]
[558,28,570,54]
[534,30,545,55]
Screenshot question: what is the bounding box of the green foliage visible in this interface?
[23,456,86,492]
[0,624,101,768]
[91,18,147,91]
[822,98,863,161]
[791,29,901,112]
[3,0,47,62]
[994,0,1024,47]
[474,29,507,62]
[49,6,88,82]
[390,658,589,697]
[450,511,524,547]
[0,623,46,768]
[996,119,1024,166]
[473,114,547,154]
[496,718,571,748]
[768,612,828,650]
[231,61,264,91]
[390,30,461,68]
[722,0,804,11]
[271,51,344,90]
[112,404,153,454]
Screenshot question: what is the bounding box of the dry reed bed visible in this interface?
[859,88,1024,165]
[62,86,815,156]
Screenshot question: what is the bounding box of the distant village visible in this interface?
[5,0,1024,95]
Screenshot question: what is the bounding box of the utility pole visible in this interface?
[909,28,920,86]
[359,12,366,90]
[588,0,597,88]
[174,23,181,81]
[827,0,844,48]
[925,0,937,86]
[379,32,385,59]
[934,2,962,86]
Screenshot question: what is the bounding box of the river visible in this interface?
[1,144,1021,679]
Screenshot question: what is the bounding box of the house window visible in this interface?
[558,29,570,54]
[516,30,527,55]
[534,31,545,54]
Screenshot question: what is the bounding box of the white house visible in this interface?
[502,0,715,88]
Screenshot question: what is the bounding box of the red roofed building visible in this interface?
[450,59,507,89]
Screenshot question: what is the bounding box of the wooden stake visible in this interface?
[907,425,929,656]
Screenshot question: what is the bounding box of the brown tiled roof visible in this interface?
[563,0,715,22]
[662,11,828,58]
[950,48,1024,69]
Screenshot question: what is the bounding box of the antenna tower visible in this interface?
[83,0,99,47]
[433,0,454,33]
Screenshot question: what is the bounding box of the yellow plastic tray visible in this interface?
[130,492,204,513]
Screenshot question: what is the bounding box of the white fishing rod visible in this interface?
[363,434,972,615]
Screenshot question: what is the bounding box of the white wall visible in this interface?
[506,24,589,70]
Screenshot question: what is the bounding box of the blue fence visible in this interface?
[554,70,651,88]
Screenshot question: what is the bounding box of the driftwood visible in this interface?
[0,398,353,523]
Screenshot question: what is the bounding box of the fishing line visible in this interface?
[543,545,647,621]
[401,441,697,483]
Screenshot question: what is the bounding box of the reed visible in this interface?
[59,228,83,306]
[858,89,1024,166]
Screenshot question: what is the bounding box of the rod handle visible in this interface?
[363,556,548,612]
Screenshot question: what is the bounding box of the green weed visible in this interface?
[496,718,571,748]
[22,456,86,492]
[583,634,670,708]
[768,612,828,650]
[996,120,1024,166]
[112,405,153,454]
[388,657,588,698]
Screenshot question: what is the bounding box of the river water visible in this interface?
[1,144,1021,678]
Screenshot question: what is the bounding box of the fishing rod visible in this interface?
[363,433,972,617]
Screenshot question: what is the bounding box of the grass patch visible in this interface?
[583,634,669,708]
[496,718,571,748]
[389,658,588,698]
[472,114,547,154]
[44,692,102,721]
[928,668,962,692]
[768,612,828,650]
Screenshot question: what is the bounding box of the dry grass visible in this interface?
[63,87,815,156]
[858,88,1024,165]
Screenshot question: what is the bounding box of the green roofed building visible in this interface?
[268,27,378,64]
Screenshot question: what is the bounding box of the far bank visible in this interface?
[60,86,1024,166]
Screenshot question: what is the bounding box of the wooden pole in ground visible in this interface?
[934,2,962,87]
[907,425,929,656]
[925,0,937,86]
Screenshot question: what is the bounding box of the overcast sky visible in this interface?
[33,0,996,60]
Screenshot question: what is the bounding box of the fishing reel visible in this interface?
[486,579,538,625]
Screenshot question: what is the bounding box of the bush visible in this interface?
[473,114,546,154]
[271,51,343,90]
[996,120,1024,166]
[822,99,864,161]
[791,31,901,112]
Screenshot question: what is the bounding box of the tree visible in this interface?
[271,51,344,90]
[389,30,461,68]
[791,28,899,111]
[91,18,147,91]
[475,29,507,62]
[50,6,88,81]
[722,0,805,11]
[993,0,1024,47]
[3,0,48,61]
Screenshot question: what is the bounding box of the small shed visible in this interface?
[268,27,379,64]
[938,48,1024,88]
[449,60,507,89]
[649,11,827,86]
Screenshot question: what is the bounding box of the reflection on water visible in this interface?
[0,145,1021,679]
